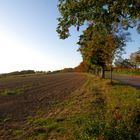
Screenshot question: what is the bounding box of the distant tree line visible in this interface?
[0,70,36,77]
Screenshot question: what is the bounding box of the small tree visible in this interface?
[114,57,135,68]
[130,50,140,68]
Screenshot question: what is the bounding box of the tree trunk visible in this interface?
[110,66,113,84]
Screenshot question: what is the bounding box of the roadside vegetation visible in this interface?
[12,74,140,140]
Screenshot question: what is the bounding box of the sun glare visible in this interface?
[0,29,49,73]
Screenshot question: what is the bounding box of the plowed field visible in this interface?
[0,73,86,139]
[0,73,86,121]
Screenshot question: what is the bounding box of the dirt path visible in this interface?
[109,74,140,89]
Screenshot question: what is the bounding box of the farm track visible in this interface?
[0,73,86,121]
[108,74,140,89]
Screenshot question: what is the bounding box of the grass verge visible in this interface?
[13,74,140,140]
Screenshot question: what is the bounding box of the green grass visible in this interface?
[0,115,11,123]
[1,88,23,96]
[13,74,140,139]
[0,85,30,96]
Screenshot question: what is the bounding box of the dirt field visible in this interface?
[0,73,86,139]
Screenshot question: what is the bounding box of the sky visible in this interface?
[0,0,140,74]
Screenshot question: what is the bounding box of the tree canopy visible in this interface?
[57,0,140,39]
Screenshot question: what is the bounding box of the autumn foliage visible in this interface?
[74,61,87,72]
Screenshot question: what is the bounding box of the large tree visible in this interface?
[57,0,140,78]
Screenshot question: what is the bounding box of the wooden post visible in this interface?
[110,65,113,84]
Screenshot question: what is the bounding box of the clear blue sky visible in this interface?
[0,0,139,73]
